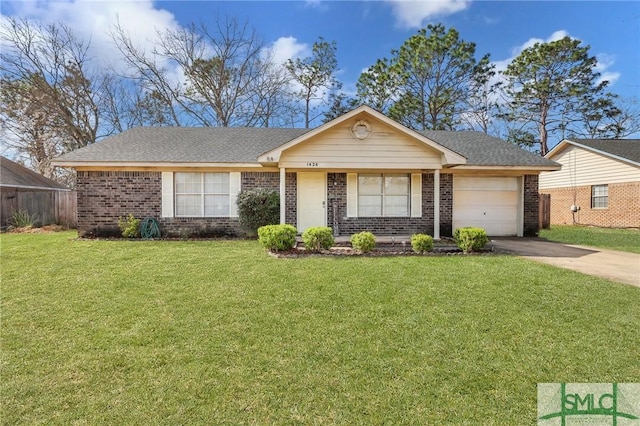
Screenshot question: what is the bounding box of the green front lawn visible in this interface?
[2,232,639,424]
[539,225,640,254]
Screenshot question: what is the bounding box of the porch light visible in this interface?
[351,120,371,140]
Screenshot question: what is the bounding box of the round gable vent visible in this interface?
[351,120,371,140]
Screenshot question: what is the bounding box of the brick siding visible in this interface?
[77,170,539,238]
[439,173,453,237]
[540,182,640,228]
[76,171,162,237]
[77,171,284,237]
[523,174,539,236]
[326,172,439,236]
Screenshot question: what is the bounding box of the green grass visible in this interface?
[539,225,640,254]
[2,231,639,424]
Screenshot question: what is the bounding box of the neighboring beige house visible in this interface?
[539,139,640,228]
[53,106,559,238]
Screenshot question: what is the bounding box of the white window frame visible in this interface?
[591,184,608,209]
[162,172,240,218]
[175,172,230,217]
[347,173,422,218]
[358,173,411,217]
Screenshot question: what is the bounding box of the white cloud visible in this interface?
[268,36,309,65]
[2,0,180,71]
[384,0,471,28]
[511,30,569,57]
[595,53,620,86]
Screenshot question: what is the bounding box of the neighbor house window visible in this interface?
[358,173,410,217]
[175,172,230,216]
[591,184,608,209]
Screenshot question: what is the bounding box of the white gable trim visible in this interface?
[546,140,640,168]
[258,105,467,166]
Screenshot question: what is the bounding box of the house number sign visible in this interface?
[306,162,319,167]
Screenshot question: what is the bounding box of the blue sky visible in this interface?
[1,0,639,105]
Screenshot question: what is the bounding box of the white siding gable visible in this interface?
[279,121,443,170]
[540,145,640,189]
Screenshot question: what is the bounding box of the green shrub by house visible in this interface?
[9,210,36,229]
[236,188,280,234]
[258,224,297,252]
[411,233,434,254]
[302,226,335,252]
[350,231,376,253]
[454,227,488,253]
[118,214,140,238]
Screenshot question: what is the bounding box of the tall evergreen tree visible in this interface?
[500,36,609,155]
[285,37,340,128]
[357,24,491,131]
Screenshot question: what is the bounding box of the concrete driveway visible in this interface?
[491,239,640,287]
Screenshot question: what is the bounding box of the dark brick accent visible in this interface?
[439,173,453,237]
[285,173,297,227]
[327,173,435,236]
[241,172,279,190]
[523,174,539,236]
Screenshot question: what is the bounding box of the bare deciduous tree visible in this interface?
[0,18,106,178]
[112,17,294,127]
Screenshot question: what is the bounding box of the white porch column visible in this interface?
[279,167,286,224]
[433,169,440,240]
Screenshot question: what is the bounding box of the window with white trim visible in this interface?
[175,172,231,217]
[358,173,410,217]
[591,184,608,209]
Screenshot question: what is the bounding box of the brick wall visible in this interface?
[326,172,439,236]
[77,170,537,238]
[540,182,640,228]
[77,171,162,237]
[523,174,539,236]
[77,171,286,237]
[285,173,297,227]
[439,173,453,237]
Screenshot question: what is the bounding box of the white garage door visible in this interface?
[453,177,519,236]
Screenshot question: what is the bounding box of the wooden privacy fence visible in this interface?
[539,193,551,230]
[1,190,77,228]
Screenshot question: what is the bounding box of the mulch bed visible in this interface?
[268,242,497,258]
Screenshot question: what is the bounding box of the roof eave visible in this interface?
[450,165,562,172]
[51,161,264,169]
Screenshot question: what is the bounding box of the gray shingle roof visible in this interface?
[53,126,558,168]
[1,156,68,190]
[566,139,640,164]
[420,130,559,167]
[54,127,311,163]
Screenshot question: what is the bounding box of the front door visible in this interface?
[297,172,326,233]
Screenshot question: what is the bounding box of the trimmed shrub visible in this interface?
[118,214,140,238]
[411,233,434,254]
[454,227,488,253]
[302,226,335,252]
[350,231,376,253]
[236,188,280,234]
[258,224,297,252]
